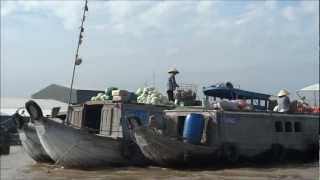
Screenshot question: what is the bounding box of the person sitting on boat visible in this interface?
[273,89,290,113]
[297,96,312,113]
[167,68,179,102]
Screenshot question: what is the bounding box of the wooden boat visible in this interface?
[164,108,319,163]
[27,100,168,168]
[34,117,129,168]
[24,100,127,168]
[133,127,215,166]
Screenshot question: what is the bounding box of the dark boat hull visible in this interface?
[35,118,129,168]
[18,122,54,163]
[134,128,215,166]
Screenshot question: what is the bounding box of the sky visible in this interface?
[1,0,319,99]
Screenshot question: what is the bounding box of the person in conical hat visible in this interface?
[167,68,179,102]
[274,89,291,112]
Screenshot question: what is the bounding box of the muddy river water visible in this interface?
[1,146,318,180]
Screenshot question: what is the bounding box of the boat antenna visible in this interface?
[66,0,88,123]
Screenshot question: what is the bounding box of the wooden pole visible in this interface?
[67,0,88,124]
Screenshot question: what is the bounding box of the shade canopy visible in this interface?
[299,83,319,92]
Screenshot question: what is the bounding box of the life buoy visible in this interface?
[25,100,43,121]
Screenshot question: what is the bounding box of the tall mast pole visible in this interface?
[67,0,88,123]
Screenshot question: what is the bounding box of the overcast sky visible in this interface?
[1,0,319,98]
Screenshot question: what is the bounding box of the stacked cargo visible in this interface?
[136,87,169,105]
[112,90,129,102]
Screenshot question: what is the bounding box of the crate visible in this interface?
[112,95,128,102]
[112,90,128,97]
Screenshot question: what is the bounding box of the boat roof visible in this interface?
[298,83,319,91]
[203,84,270,100]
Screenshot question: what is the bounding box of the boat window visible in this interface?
[83,104,103,133]
[294,122,302,132]
[285,121,292,132]
[253,99,259,105]
[246,99,251,104]
[275,121,283,132]
[260,100,265,106]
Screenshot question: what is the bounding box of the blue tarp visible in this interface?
[203,84,270,100]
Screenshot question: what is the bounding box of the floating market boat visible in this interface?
[133,126,215,166]
[164,108,319,162]
[26,99,169,168]
[25,100,127,168]
[132,82,318,166]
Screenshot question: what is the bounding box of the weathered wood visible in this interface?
[18,122,54,163]
[134,127,216,166]
[165,109,319,159]
[35,117,129,168]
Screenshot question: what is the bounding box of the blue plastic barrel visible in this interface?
[183,113,205,144]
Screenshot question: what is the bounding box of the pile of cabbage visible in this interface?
[91,87,118,101]
[136,87,169,105]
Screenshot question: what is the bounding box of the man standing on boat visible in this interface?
[167,68,179,102]
[274,89,291,112]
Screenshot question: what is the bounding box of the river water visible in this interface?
[1,146,318,180]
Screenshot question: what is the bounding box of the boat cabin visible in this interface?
[203,83,271,111]
[67,100,171,139]
[163,107,319,160]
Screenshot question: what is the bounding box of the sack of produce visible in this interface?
[136,87,170,105]
[101,94,109,100]
[135,88,143,96]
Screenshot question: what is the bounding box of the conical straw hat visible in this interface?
[277,89,290,97]
[168,68,179,74]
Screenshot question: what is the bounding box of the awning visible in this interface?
[299,83,319,91]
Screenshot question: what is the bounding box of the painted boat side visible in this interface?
[134,127,215,166]
[165,109,319,159]
[35,118,128,168]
